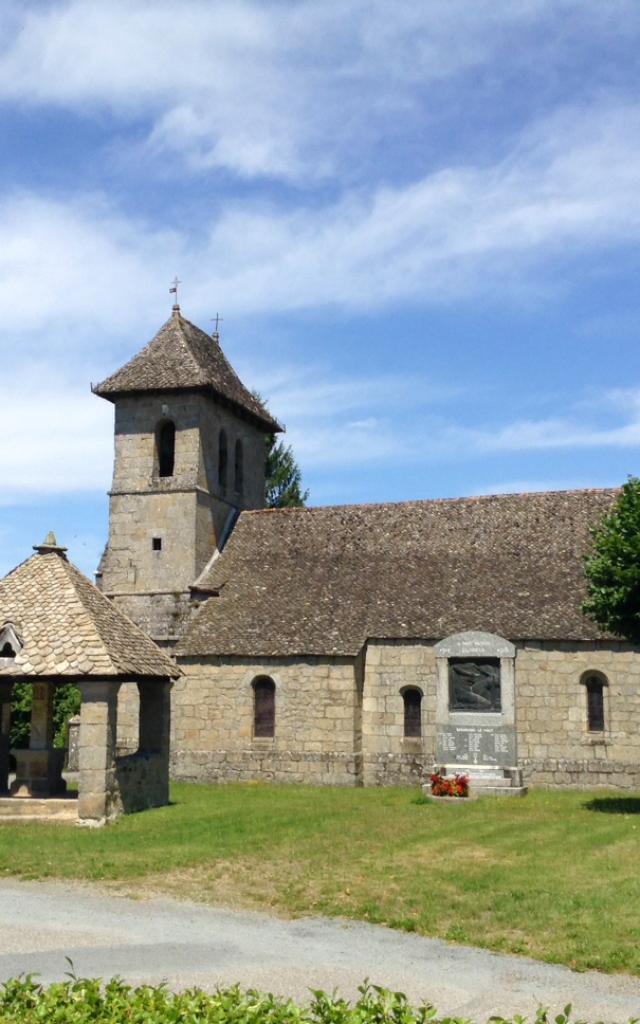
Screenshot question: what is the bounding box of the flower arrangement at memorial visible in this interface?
[429,771,470,798]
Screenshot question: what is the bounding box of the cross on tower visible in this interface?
[169,276,181,308]
[210,313,223,340]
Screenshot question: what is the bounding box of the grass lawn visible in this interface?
[0,783,639,975]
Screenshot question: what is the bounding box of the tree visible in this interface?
[582,476,640,642]
[252,391,309,507]
[265,433,309,508]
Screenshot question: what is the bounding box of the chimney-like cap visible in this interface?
[33,532,68,557]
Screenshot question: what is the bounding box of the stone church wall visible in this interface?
[362,640,437,786]
[515,641,640,789]
[168,656,362,785]
[115,639,640,791]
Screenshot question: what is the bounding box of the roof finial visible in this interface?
[210,313,223,343]
[169,276,181,312]
[34,532,68,557]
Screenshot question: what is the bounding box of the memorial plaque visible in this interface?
[436,724,516,766]
[449,658,501,712]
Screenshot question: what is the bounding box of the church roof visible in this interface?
[0,536,179,679]
[93,308,281,433]
[178,488,619,658]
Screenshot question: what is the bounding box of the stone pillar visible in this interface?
[11,683,66,797]
[137,679,171,806]
[77,680,121,824]
[0,683,13,794]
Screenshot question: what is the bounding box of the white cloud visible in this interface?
[0,373,113,502]
[0,0,637,181]
[1,96,636,348]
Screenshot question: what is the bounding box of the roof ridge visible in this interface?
[241,486,621,517]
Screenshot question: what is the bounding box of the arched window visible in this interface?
[253,676,275,738]
[218,430,228,490]
[402,687,422,738]
[157,420,176,478]
[0,643,15,659]
[582,671,607,733]
[234,439,244,494]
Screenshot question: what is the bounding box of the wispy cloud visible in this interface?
[0,0,637,181]
[1,98,639,347]
[0,372,113,502]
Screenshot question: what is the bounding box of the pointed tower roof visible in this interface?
[93,308,282,433]
[0,535,180,679]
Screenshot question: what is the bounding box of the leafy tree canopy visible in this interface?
[582,476,640,642]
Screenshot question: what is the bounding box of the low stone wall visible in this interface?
[171,748,360,785]
[115,752,169,812]
[521,757,640,790]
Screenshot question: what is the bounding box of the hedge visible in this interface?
[0,976,636,1024]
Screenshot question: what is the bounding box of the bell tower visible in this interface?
[93,304,282,643]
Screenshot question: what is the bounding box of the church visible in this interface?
[82,303,640,794]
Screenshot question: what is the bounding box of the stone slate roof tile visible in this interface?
[179,488,619,658]
[93,309,281,432]
[0,548,180,679]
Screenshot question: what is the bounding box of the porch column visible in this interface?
[11,683,66,797]
[0,682,13,794]
[77,680,121,824]
[138,679,172,806]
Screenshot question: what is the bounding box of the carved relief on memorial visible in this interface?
[448,658,501,713]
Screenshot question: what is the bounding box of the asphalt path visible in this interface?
[0,879,638,1022]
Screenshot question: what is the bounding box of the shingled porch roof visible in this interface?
[179,488,619,658]
[93,308,281,433]
[0,536,180,679]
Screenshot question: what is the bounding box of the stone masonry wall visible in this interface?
[170,656,361,785]
[515,640,640,789]
[362,640,437,786]
[99,391,267,640]
[117,640,640,792]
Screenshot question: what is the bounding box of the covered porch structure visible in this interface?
[0,534,179,825]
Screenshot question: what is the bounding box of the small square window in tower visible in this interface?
[152,538,162,551]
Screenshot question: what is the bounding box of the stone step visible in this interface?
[0,796,77,821]
[431,764,527,797]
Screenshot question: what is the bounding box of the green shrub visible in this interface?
[0,977,636,1024]
[9,683,80,750]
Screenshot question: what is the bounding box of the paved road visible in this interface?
[0,879,639,1022]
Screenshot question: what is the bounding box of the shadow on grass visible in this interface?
[583,796,640,814]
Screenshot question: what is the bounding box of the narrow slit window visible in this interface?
[402,688,422,737]
[253,676,275,738]
[218,430,228,490]
[584,673,606,732]
[234,439,244,494]
[157,420,176,477]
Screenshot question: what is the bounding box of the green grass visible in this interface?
[1,783,639,975]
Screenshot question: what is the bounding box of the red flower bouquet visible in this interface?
[430,771,470,798]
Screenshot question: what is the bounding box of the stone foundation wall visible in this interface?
[171,656,361,785]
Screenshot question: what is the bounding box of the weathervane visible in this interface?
[169,276,181,309]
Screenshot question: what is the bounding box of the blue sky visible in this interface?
[1,0,639,577]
